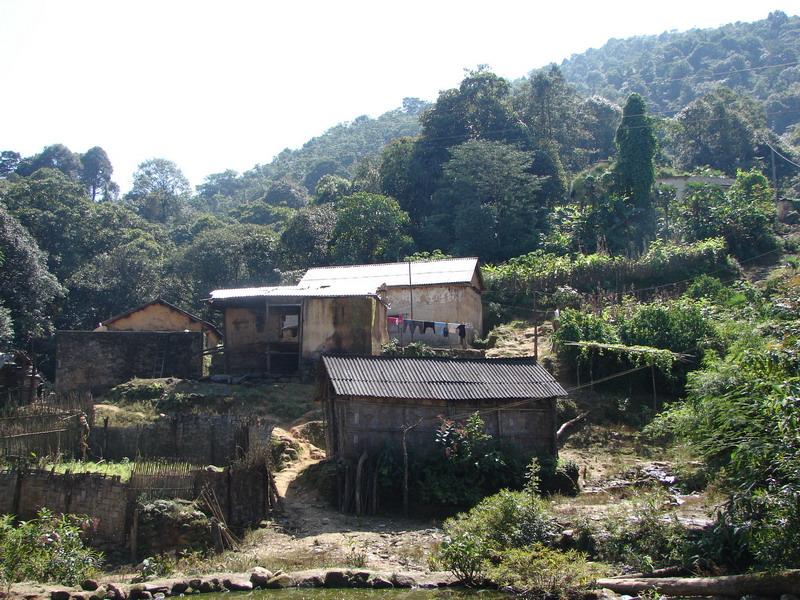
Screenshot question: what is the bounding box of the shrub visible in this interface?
[434,490,558,583]
[0,509,102,588]
[488,545,607,599]
[413,413,525,507]
[592,488,693,573]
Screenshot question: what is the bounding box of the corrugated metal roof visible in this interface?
[210,282,383,302]
[322,355,567,401]
[301,257,481,289]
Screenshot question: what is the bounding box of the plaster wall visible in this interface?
[385,283,483,341]
[100,303,220,347]
[301,297,386,359]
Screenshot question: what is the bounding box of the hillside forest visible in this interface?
[1,8,800,582]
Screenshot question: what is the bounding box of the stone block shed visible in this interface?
[319,355,567,461]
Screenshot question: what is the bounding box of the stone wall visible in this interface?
[2,469,129,542]
[0,458,274,547]
[91,415,273,466]
[56,331,204,394]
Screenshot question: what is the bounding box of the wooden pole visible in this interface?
[651,363,657,412]
[533,292,538,362]
[401,417,422,517]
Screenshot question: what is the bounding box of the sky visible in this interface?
[1,0,798,192]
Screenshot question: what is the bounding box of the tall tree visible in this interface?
[612,93,657,247]
[125,158,191,223]
[0,205,63,344]
[279,204,337,270]
[80,146,117,201]
[330,193,413,264]
[16,144,83,180]
[429,140,543,261]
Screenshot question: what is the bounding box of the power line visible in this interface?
[765,141,800,171]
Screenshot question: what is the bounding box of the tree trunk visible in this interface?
[596,570,800,596]
[556,412,589,445]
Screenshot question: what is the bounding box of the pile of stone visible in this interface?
[49,568,434,600]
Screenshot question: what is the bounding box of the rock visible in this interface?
[349,571,371,588]
[152,595,164,600]
[187,580,202,591]
[71,592,88,600]
[250,567,274,588]
[105,584,126,600]
[138,593,151,600]
[51,593,71,600]
[223,578,253,592]
[265,574,294,589]
[391,574,417,588]
[324,571,351,588]
[81,581,99,592]
[170,582,189,596]
[88,587,107,600]
[296,575,324,588]
[369,576,394,589]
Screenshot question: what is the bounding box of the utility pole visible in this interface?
[533,291,539,362]
[771,144,780,221]
[408,260,414,341]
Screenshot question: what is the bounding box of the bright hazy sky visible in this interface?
[1,0,797,192]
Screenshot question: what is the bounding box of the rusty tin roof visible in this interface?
[321,355,567,401]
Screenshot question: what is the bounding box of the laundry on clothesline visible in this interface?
[387,317,472,337]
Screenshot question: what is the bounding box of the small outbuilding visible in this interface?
[95,298,222,349]
[208,283,389,375]
[319,355,567,461]
[300,257,483,347]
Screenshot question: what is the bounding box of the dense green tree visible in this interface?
[578,96,621,163]
[16,144,82,180]
[516,65,587,169]
[279,204,337,270]
[64,232,172,328]
[428,140,544,261]
[314,174,352,204]
[0,205,63,344]
[263,176,309,208]
[612,93,657,247]
[0,151,21,178]
[80,146,116,201]
[330,193,413,264]
[675,168,778,260]
[0,168,94,279]
[125,158,191,223]
[674,88,763,174]
[172,224,281,303]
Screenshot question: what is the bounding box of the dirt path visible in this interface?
[235,427,444,577]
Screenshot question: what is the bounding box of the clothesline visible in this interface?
[387,316,473,338]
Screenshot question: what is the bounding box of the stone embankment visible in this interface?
[5,568,457,600]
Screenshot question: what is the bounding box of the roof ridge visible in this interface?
[304,257,479,272]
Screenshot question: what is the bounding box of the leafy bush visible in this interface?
[484,238,738,310]
[646,326,800,570]
[414,413,525,506]
[0,509,102,588]
[381,339,436,357]
[434,489,559,584]
[488,545,607,599]
[134,554,175,582]
[592,488,692,572]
